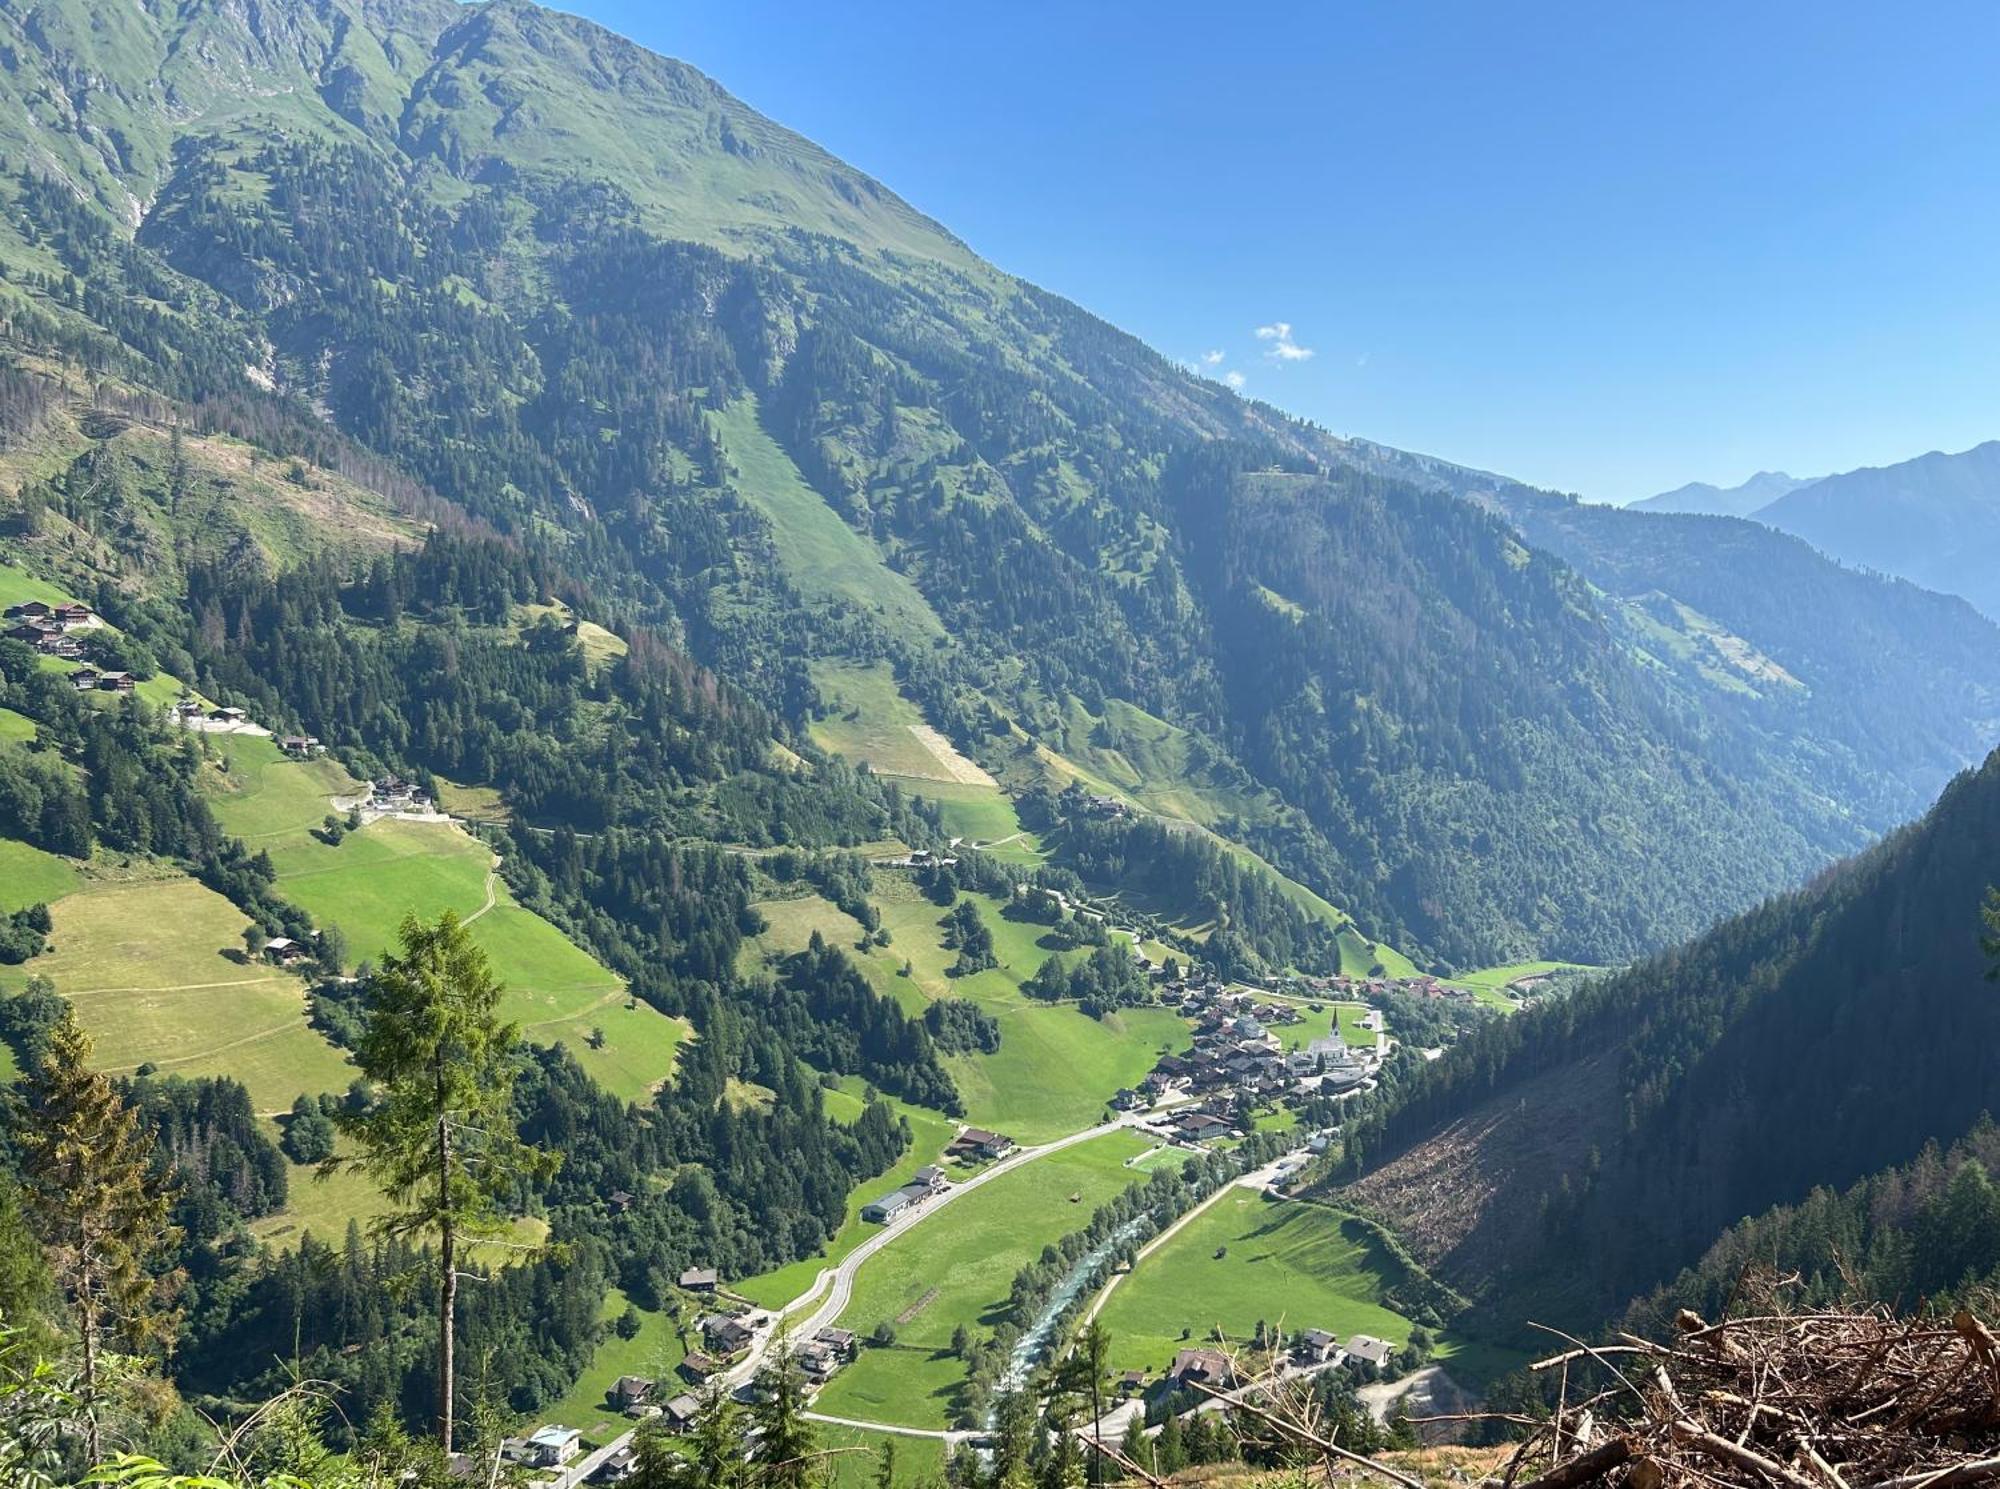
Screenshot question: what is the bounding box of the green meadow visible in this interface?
[0,836,78,912]
[811,1128,1153,1430]
[1094,1190,1416,1375]
[746,880,1183,1142]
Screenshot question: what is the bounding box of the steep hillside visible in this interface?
[1489,485,2000,831]
[1629,470,1813,517]
[1334,745,2000,1334]
[0,0,1992,970]
[1751,442,2000,620]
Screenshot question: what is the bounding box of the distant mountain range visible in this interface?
[1633,443,2000,619]
[1629,469,1815,517]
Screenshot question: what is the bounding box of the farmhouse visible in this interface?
[610,1375,652,1410]
[6,621,56,644]
[96,671,135,693]
[1345,1334,1395,1370]
[209,706,248,724]
[1168,1347,1236,1389]
[679,1352,720,1381]
[661,1393,701,1432]
[263,936,309,966]
[69,668,102,691]
[3,601,51,620]
[279,734,324,758]
[698,1313,753,1355]
[946,1126,1016,1161]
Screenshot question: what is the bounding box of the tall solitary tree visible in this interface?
[16,1007,183,1462]
[1058,1320,1112,1488]
[329,910,559,1454]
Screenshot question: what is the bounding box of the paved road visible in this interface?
[551,1428,634,1487]
[722,1114,1146,1393]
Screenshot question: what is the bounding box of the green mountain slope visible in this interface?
[0,0,1992,971]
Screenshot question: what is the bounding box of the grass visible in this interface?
[747,882,1183,1142]
[713,398,944,650]
[1449,960,1600,1011]
[543,1286,691,1444]
[2,876,357,1115]
[205,738,686,1104]
[1094,1190,1417,1375]
[820,1427,947,1489]
[734,1081,961,1311]
[0,836,79,912]
[811,1128,1154,1429]
[0,705,35,743]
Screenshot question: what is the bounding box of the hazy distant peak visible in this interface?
[1630,470,1814,517]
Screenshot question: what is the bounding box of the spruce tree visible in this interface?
[330,910,560,1455]
[752,1339,822,1489]
[16,1007,183,1462]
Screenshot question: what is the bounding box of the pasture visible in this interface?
[1094,1190,1416,1375]
[0,835,78,912]
[810,1128,1153,1430]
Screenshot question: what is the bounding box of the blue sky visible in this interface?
[568,1,2000,503]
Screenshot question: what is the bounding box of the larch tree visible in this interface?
[16,1007,183,1463]
[328,910,559,1455]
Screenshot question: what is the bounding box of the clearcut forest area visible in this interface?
[2,4,2000,1489]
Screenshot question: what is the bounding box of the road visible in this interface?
[721,1113,1147,1393]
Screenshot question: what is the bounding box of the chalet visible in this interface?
[1173,1112,1231,1143]
[797,1339,840,1382]
[3,601,51,620]
[678,1266,719,1292]
[1168,1348,1235,1389]
[279,734,323,758]
[946,1127,1015,1161]
[679,1352,720,1382]
[38,635,81,659]
[699,1314,753,1355]
[209,706,247,724]
[96,671,135,693]
[1111,1088,1146,1111]
[816,1327,857,1360]
[1115,1370,1147,1396]
[661,1393,702,1432]
[1294,1329,1341,1365]
[913,1165,950,1193]
[610,1375,653,1410]
[263,936,309,966]
[4,621,55,644]
[608,1189,635,1214]
[69,668,102,691]
[173,699,204,719]
[1345,1334,1395,1370]
[593,1443,641,1482]
[522,1426,581,1469]
[53,603,92,626]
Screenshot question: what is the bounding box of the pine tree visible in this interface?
[752,1339,822,1489]
[16,1007,184,1462]
[330,910,560,1454]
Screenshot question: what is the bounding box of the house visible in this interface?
[38,635,81,659]
[1345,1334,1395,1370]
[815,1327,857,1361]
[279,734,323,758]
[522,1426,582,1469]
[699,1313,753,1355]
[592,1443,641,1482]
[678,1266,718,1292]
[1173,1112,1231,1143]
[4,601,51,620]
[52,603,92,627]
[946,1127,1015,1161]
[608,1189,635,1214]
[1294,1329,1341,1365]
[5,621,56,644]
[861,1187,915,1224]
[1168,1348,1235,1389]
[69,668,102,692]
[661,1393,702,1432]
[610,1375,653,1410]
[96,671,135,693]
[209,706,247,724]
[263,936,309,966]
[797,1339,840,1382]
[680,1352,720,1382]
[1116,1370,1147,1396]
[913,1165,950,1193]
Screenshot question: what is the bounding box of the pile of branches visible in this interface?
[1504,1303,2000,1489]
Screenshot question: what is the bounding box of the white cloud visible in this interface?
[1223,370,1247,390]
[1200,349,1226,366]
[1255,321,1315,362]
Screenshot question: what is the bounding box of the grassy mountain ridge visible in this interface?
[0,0,1991,967]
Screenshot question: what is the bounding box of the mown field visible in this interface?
[1450,959,1600,1011]
[810,1128,1154,1430]
[206,736,687,1103]
[0,835,78,912]
[1094,1190,1418,1375]
[746,881,1183,1142]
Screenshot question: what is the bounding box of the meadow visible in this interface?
[808,1128,1153,1430]
[0,835,78,912]
[746,881,1183,1141]
[1093,1190,1417,1375]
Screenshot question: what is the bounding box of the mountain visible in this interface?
[1333,742,2000,1334]
[1750,442,2000,620]
[0,0,1993,977]
[1629,469,1814,517]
